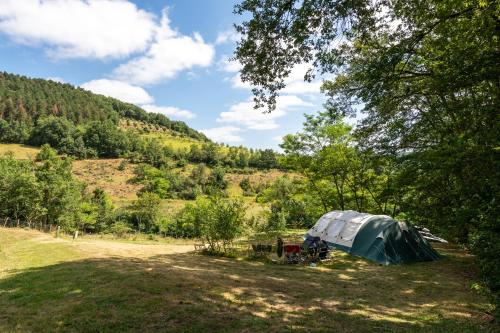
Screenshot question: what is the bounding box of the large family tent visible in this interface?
[305,210,440,265]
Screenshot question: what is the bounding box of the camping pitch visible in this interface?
[305,210,440,265]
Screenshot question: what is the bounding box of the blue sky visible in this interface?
[0,0,326,149]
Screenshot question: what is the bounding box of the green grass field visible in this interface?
[0,228,496,332]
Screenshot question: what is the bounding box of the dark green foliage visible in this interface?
[249,149,278,169]
[237,149,249,168]
[258,176,315,229]
[187,143,221,166]
[168,197,246,252]
[165,201,206,238]
[0,71,208,161]
[83,121,137,158]
[239,177,253,196]
[117,160,128,171]
[265,205,287,233]
[127,192,161,233]
[29,116,75,148]
[91,188,114,233]
[133,164,202,200]
[28,116,94,159]
[0,145,84,229]
[0,154,42,224]
[133,163,229,200]
[139,138,173,168]
[0,119,30,143]
[235,0,499,315]
[35,145,84,229]
[185,143,281,170]
[205,166,228,195]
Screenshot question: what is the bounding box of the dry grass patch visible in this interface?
[225,170,300,192]
[0,143,40,159]
[72,159,141,204]
[119,118,202,151]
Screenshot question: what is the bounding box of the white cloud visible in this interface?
[230,73,252,89]
[47,76,65,83]
[80,79,154,105]
[113,10,214,85]
[218,55,242,73]
[218,95,312,130]
[272,135,284,142]
[201,126,243,143]
[282,80,323,94]
[215,29,240,45]
[0,0,156,59]
[142,104,195,119]
[229,62,323,95]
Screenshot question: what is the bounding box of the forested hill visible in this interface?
[0,71,207,141]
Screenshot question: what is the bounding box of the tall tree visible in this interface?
[235,0,499,314]
[35,145,83,228]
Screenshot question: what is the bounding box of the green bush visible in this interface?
[166,202,205,238]
[200,196,246,253]
[133,164,201,200]
[205,167,228,195]
[117,160,128,171]
[169,196,246,253]
[264,205,287,233]
[109,221,132,237]
[469,209,500,318]
[239,177,253,196]
[127,192,161,233]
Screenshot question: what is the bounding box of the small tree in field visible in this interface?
[177,196,246,253]
[128,192,161,233]
[202,197,246,253]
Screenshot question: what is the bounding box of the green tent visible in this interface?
[305,210,440,265]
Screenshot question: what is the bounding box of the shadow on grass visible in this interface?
[0,245,496,332]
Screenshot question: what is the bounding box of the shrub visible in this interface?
[117,160,128,171]
[263,205,287,233]
[127,192,161,233]
[109,221,132,237]
[201,197,246,253]
[239,177,253,196]
[176,158,187,167]
[469,209,500,318]
[205,167,228,195]
[133,164,200,200]
[169,196,246,253]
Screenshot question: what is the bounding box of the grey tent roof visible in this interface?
[306,210,440,265]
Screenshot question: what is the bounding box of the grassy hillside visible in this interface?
[71,152,287,216]
[119,118,202,151]
[0,228,496,332]
[0,142,286,219]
